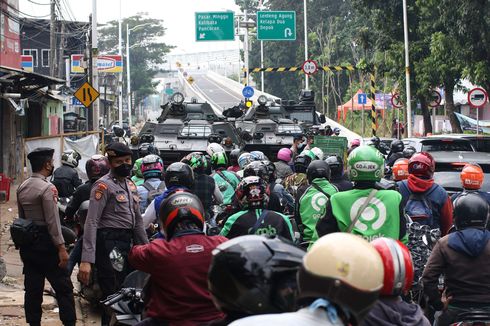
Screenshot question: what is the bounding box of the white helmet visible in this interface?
[206,143,225,157]
[311,147,324,160]
[238,152,253,169]
[61,149,81,168]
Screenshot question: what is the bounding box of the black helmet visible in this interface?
[208,235,305,315]
[325,155,343,178]
[138,142,158,157]
[159,192,205,239]
[390,140,404,153]
[294,155,312,174]
[243,161,269,182]
[454,192,489,230]
[262,160,276,182]
[85,154,110,181]
[370,136,380,147]
[307,160,331,183]
[403,146,416,159]
[230,149,241,166]
[164,162,194,189]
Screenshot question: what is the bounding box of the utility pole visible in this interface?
[118,0,123,126]
[243,9,249,86]
[303,0,309,90]
[403,0,412,137]
[92,0,100,129]
[58,21,65,79]
[87,14,92,132]
[49,0,56,77]
[126,24,132,128]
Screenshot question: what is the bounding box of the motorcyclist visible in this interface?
[316,146,408,243]
[274,148,293,180]
[237,152,253,178]
[283,153,312,199]
[219,176,294,241]
[310,147,324,161]
[230,233,385,326]
[243,161,282,212]
[333,127,341,136]
[403,146,416,159]
[325,155,353,191]
[348,138,361,155]
[386,140,405,168]
[129,192,228,325]
[451,163,490,205]
[142,162,194,227]
[137,154,165,214]
[206,142,225,157]
[263,160,294,214]
[391,158,409,182]
[211,152,240,206]
[397,152,453,235]
[138,142,158,158]
[227,149,241,173]
[249,150,267,161]
[296,160,338,245]
[362,237,430,326]
[422,192,490,326]
[369,136,389,155]
[207,235,305,325]
[51,149,82,198]
[131,158,144,186]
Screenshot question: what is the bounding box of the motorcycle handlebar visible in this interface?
[102,288,134,306]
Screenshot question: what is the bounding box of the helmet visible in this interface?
[408,152,435,179]
[238,152,253,169]
[310,147,324,160]
[370,136,380,147]
[158,192,205,239]
[164,162,194,189]
[250,150,267,161]
[325,155,343,178]
[460,164,484,190]
[85,154,110,181]
[298,233,384,324]
[211,151,228,169]
[206,143,225,157]
[236,176,269,209]
[182,152,208,174]
[138,143,158,157]
[390,140,404,153]
[230,149,241,166]
[333,127,341,135]
[141,154,163,179]
[392,158,409,181]
[347,146,385,182]
[371,237,414,296]
[243,161,269,182]
[294,154,312,174]
[454,192,489,230]
[403,146,416,159]
[132,158,144,178]
[277,148,293,162]
[262,160,276,182]
[61,149,81,168]
[300,149,316,161]
[351,139,361,147]
[306,160,331,184]
[209,235,305,315]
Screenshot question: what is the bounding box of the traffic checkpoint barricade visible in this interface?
[244,64,378,136]
[0,173,12,202]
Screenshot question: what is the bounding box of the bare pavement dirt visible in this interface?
[0,184,100,325]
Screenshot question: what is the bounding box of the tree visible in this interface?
[98,13,174,107]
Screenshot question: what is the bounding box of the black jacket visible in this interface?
[51,165,82,197]
[193,174,216,209]
[331,176,353,192]
[65,181,93,218]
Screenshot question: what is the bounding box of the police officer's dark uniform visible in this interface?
[17,147,76,326]
[80,143,148,325]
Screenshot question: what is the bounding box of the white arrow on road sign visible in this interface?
[284,28,293,38]
[199,33,206,39]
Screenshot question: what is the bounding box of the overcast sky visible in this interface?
[19,0,241,54]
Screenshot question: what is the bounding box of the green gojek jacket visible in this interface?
[212,170,240,205]
[298,178,338,243]
[330,188,407,243]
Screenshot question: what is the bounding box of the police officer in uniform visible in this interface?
[17,147,76,326]
[78,142,148,325]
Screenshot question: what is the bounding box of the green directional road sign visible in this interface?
[257,11,296,41]
[195,12,235,42]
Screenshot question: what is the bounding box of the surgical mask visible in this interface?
[298,142,306,151]
[114,163,132,177]
[46,163,54,177]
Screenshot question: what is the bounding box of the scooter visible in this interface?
[451,310,490,325]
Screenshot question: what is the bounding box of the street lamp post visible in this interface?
[304,0,309,90]
[126,22,151,128]
[402,0,412,137]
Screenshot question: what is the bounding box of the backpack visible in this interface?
[142,181,166,206]
[399,182,437,226]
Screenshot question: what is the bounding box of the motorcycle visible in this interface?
[101,270,148,326]
[451,310,490,325]
[57,197,77,249]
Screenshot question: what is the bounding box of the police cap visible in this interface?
[105,142,133,158]
[27,147,54,161]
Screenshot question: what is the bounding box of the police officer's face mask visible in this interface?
[114,163,132,177]
[46,161,54,176]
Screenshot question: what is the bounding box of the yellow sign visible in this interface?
[245,100,253,108]
[74,82,100,108]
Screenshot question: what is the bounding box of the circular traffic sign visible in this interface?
[302,60,318,75]
[428,90,442,108]
[468,87,488,108]
[391,93,403,108]
[242,86,255,98]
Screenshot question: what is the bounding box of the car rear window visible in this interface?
[421,139,473,152]
[434,171,490,193]
[467,138,490,153]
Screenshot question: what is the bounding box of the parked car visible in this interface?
[428,134,490,153]
[403,137,475,152]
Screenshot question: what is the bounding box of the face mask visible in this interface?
[46,163,54,177]
[114,163,132,177]
[298,143,306,151]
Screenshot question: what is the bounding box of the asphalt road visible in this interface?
[191,73,243,111]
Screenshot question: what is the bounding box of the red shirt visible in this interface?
[129,234,228,325]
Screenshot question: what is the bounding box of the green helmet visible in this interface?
[300,149,316,161]
[183,152,208,174]
[347,146,385,181]
[211,151,228,168]
[132,158,144,178]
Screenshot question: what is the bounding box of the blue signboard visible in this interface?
[358,93,367,105]
[242,86,255,98]
[71,97,83,106]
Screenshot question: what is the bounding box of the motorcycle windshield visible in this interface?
[121,270,149,289]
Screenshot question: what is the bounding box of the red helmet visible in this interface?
[371,237,414,296]
[85,154,110,181]
[460,164,484,190]
[408,152,435,179]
